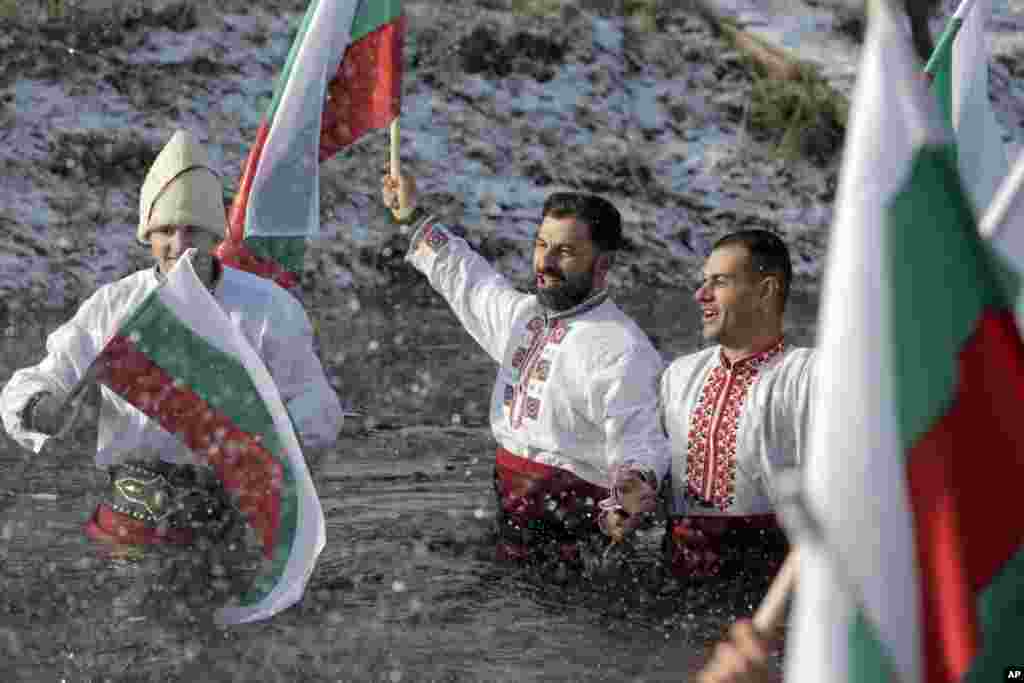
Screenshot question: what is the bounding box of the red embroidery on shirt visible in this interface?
[509,321,549,429]
[511,348,527,369]
[685,339,785,511]
[525,397,541,420]
[547,320,569,344]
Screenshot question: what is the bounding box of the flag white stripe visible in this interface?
[784,543,853,683]
[952,0,978,22]
[246,0,361,239]
[952,0,1008,215]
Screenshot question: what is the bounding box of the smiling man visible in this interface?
[659,230,817,582]
[1,130,342,548]
[381,174,670,565]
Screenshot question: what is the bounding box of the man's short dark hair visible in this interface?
[541,193,623,253]
[712,229,793,307]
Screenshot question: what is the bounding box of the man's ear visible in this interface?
[759,274,781,310]
[593,251,613,288]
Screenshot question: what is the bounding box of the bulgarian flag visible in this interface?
[216,0,405,289]
[784,2,1024,683]
[923,0,1008,215]
[89,253,326,625]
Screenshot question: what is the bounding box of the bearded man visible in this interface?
[1,130,343,547]
[381,174,670,564]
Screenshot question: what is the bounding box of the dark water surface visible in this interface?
[0,287,819,682]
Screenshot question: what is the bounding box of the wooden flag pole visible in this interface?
[389,118,401,179]
[752,547,799,637]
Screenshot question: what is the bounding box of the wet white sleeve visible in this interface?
[0,290,112,453]
[787,349,819,468]
[587,347,672,485]
[405,218,528,363]
[759,349,819,499]
[260,294,343,451]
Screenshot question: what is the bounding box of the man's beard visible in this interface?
[533,269,596,312]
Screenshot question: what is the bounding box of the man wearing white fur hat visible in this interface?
[0,130,342,547]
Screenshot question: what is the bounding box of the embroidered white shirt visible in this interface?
[405,219,671,489]
[660,341,817,516]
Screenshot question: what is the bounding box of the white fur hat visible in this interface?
[137,130,227,245]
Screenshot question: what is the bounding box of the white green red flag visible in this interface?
[924,0,1008,215]
[90,253,326,625]
[784,2,1024,683]
[216,0,405,289]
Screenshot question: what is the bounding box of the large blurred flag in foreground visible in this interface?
[784,1,1024,682]
[217,0,405,289]
[91,254,325,625]
[924,0,1008,215]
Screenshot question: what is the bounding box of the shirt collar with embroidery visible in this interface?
[716,336,786,371]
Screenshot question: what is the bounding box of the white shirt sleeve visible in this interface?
[0,287,116,453]
[259,291,343,451]
[405,219,529,363]
[587,347,672,484]
[759,348,819,500]
[786,349,819,468]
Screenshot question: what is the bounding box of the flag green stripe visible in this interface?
[923,16,963,76]
[244,236,306,275]
[924,17,962,153]
[887,144,1007,451]
[117,293,284,457]
[243,467,298,605]
[266,0,321,125]
[351,0,402,43]
[848,609,900,683]
[986,247,1024,331]
[965,543,1024,682]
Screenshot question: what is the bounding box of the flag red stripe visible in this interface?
[319,15,405,160]
[95,335,284,557]
[907,309,1024,683]
[226,121,271,244]
[215,240,299,290]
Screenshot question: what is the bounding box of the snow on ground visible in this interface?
[1,0,1023,311]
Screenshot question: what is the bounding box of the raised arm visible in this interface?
[383,174,529,363]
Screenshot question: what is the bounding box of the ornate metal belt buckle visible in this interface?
[109,463,177,526]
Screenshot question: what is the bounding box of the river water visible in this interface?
[0,286,819,682]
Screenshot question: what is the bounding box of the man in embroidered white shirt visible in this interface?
[1,130,343,548]
[382,174,670,565]
[660,229,816,581]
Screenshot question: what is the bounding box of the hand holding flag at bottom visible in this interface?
[86,250,326,625]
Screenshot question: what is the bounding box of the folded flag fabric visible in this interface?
[784,2,1024,683]
[924,0,1008,216]
[217,0,405,289]
[90,254,326,625]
